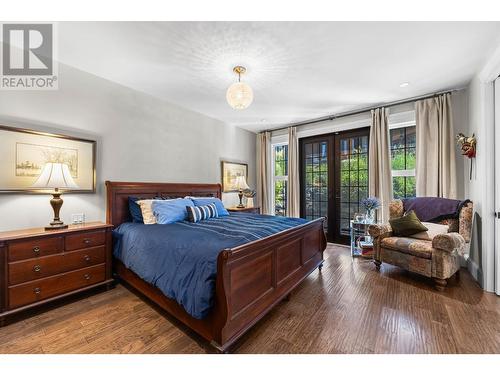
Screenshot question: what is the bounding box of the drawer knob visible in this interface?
[84,274,91,280]
[84,255,91,262]
[33,246,40,254]
[33,265,42,273]
[83,238,91,245]
[34,287,41,295]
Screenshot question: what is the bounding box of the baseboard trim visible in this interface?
[467,258,483,287]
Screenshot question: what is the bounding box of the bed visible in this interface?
[106,181,327,352]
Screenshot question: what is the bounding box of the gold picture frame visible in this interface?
[221,161,248,193]
[0,125,96,193]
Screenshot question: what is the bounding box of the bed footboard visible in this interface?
[211,217,327,351]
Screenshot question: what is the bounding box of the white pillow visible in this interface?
[408,222,449,241]
[136,199,157,224]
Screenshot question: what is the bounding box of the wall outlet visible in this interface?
[71,213,85,224]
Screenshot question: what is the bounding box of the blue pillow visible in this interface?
[153,198,194,224]
[189,197,229,216]
[128,197,144,223]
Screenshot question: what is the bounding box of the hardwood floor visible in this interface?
[0,244,498,354]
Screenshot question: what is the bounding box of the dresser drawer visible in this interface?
[8,236,64,262]
[8,246,106,285]
[8,264,106,309]
[66,230,105,251]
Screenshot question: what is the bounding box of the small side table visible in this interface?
[350,220,375,258]
[227,206,261,214]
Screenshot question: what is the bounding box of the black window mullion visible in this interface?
[401,128,405,164]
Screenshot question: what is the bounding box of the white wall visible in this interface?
[461,39,500,293]
[0,64,256,231]
[465,73,496,291]
[451,89,469,200]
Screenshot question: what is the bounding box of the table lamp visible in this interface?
[31,162,79,230]
[235,175,249,208]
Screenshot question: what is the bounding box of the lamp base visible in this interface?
[44,189,67,231]
[45,222,68,231]
[237,190,245,208]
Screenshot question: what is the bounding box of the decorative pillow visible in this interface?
[152,198,194,225]
[408,222,449,241]
[186,203,219,223]
[389,210,428,237]
[128,197,144,223]
[188,197,229,217]
[136,199,158,225]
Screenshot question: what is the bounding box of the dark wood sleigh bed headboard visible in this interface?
[105,181,222,227]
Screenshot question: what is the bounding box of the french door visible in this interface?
[300,128,370,244]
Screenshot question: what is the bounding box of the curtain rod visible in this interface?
[261,88,462,134]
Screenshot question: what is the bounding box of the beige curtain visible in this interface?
[415,93,456,198]
[257,131,272,214]
[287,127,300,217]
[369,107,393,222]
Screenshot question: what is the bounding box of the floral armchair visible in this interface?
[368,199,473,291]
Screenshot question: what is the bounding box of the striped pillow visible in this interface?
[186,203,218,223]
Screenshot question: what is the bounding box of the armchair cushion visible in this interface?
[408,222,449,241]
[432,232,466,253]
[381,237,433,259]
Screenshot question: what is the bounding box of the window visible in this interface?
[390,124,416,199]
[273,144,288,216]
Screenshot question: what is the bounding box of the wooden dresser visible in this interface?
[0,222,114,326]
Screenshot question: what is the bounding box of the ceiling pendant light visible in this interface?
[226,66,253,110]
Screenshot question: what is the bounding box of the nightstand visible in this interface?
[0,221,114,326]
[227,206,261,214]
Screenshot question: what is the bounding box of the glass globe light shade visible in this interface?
[226,82,253,110]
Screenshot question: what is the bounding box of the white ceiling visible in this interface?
[57,22,500,133]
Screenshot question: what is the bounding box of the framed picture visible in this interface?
[221,161,248,192]
[0,125,96,193]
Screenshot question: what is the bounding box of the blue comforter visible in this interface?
[113,213,307,319]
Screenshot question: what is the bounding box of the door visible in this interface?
[300,128,369,244]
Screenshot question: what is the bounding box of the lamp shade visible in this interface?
[235,175,249,190]
[31,163,79,190]
[226,82,253,110]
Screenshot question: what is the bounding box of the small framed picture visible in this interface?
[221,161,248,192]
[0,125,96,193]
